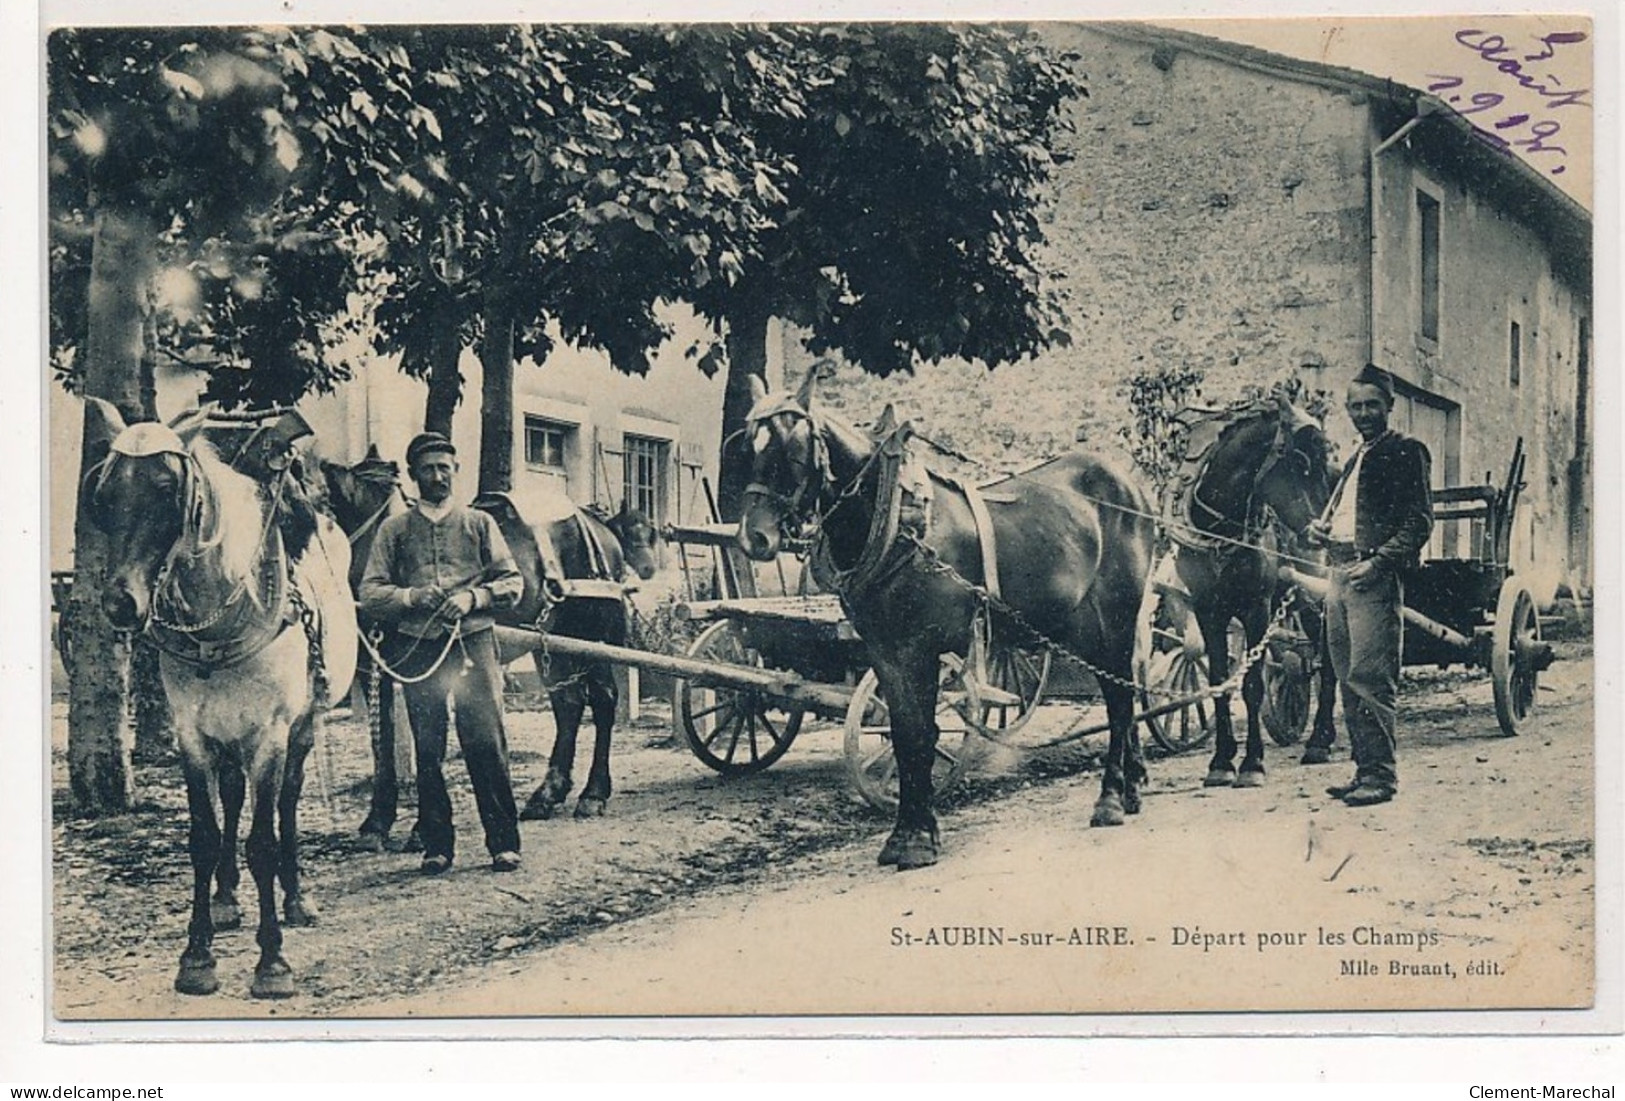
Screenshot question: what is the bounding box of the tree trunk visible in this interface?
[478,288,517,495]
[423,300,465,440]
[716,297,773,522]
[131,317,175,765]
[67,206,155,815]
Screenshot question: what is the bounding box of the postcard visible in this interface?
[21,2,1616,1054]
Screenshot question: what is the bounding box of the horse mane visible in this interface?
[183,439,274,597]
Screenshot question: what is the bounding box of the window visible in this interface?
[524,416,571,469]
[1417,190,1441,343]
[1508,321,1522,388]
[623,434,670,523]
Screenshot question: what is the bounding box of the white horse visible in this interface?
[86,399,356,999]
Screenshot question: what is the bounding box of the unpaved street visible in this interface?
[51,642,1593,1020]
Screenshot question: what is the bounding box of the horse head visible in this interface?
[85,400,243,631]
[319,445,401,537]
[1253,396,1335,538]
[605,499,659,581]
[736,370,827,562]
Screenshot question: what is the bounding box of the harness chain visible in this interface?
[287,581,328,710]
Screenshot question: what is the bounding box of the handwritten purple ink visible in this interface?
[1455,29,1591,109]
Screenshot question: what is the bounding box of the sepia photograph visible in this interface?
[29,1,1612,1042]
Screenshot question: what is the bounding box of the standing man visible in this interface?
[1308,364,1433,807]
[360,432,527,872]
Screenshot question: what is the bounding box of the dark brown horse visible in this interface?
[1164,398,1336,788]
[322,456,659,826]
[473,493,658,820]
[319,448,414,850]
[736,373,1154,869]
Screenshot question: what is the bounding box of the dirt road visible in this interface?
[51,642,1593,1021]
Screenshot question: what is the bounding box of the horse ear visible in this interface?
[83,396,127,450]
[748,374,769,406]
[167,403,216,444]
[794,367,817,408]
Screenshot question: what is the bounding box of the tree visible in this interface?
[352,25,810,494]
[687,25,1084,517]
[47,26,420,812]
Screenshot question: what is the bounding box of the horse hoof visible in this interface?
[357,830,387,855]
[250,958,296,1000]
[1122,789,1142,816]
[403,826,425,854]
[283,895,320,927]
[1234,770,1265,789]
[1300,746,1331,765]
[174,955,219,996]
[878,828,938,870]
[1203,769,1237,788]
[520,795,559,822]
[1091,795,1126,827]
[210,895,241,930]
[573,798,606,819]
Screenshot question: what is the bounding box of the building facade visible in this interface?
[788,21,1592,601]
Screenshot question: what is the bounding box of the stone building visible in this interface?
[792,21,1592,600]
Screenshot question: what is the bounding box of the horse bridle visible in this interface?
[1189,404,1321,541]
[741,403,832,532]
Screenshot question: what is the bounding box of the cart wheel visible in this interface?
[1260,612,1312,746]
[676,620,804,774]
[963,641,1052,742]
[1491,578,1541,737]
[844,655,983,812]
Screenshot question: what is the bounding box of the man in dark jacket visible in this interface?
[360,432,527,872]
[1308,364,1433,806]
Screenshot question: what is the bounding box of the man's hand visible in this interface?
[1304,519,1330,547]
[1344,559,1380,590]
[409,585,444,611]
[440,590,477,621]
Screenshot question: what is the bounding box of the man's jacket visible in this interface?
[1341,431,1435,575]
[360,504,524,638]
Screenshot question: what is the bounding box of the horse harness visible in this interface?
[109,423,320,687]
[1164,400,1313,560]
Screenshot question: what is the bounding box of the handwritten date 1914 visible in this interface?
[1421,28,1590,177]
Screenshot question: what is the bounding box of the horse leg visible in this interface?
[1236,603,1271,786]
[1092,678,1143,826]
[279,714,319,927]
[1303,610,1339,761]
[873,648,942,871]
[358,663,399,851]
[1201,611,1240,787]
[521,652,581,821]
[573,663,616,819]
[247,742,296,1000]
[175,755,223,996]
[211,756,243,931]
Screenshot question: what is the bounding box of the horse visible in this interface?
[735,372,1155,869]
[86,400,356,999]
[477,494,658,820]
[1162,396,1337,788]
[318,447,416,852]
[321,455,658,824]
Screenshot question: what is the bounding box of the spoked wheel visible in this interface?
[1491,578,1546,737]
[1133,578,1243,754]
[676,620,805,774]
[844,655,984,812]
[1260,609,1314,746]
[962,636,1052,742]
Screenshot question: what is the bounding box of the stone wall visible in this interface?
[787,23,1373,481]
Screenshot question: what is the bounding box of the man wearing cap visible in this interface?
[1307,364,1433,806]
[360,432,527,872]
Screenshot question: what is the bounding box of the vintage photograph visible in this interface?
[41,12,1600,1026]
